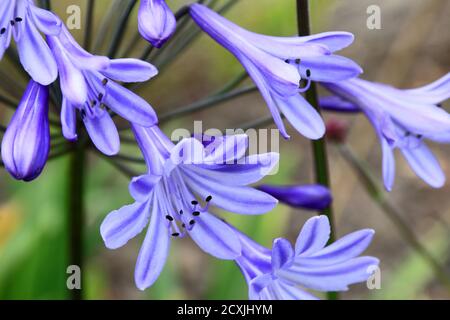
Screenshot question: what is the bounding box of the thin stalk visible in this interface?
[84,0,95,50]
[67,139,86,300]
[107,0,138,58]
[297,0,337,300]
[338,143,450,292]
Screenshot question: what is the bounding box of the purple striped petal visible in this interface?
[82,107,120,156]
[271,238,294,271]
[60,98,77,141]
[101,58,158,83]
[138,0,176,48]
[294,215,330,256]
[134,196,170,290]
[129,173,162,202]
[100,201,150,249]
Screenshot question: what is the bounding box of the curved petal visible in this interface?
[381,138,396,192]
[295,215,330,256]
[61,98,77,141]
[298,229,375,266]
[189,153,280,186]
[134,197,170,290]
[82,108,120,156]
[101,58,158,83]
[16,17,57,85]
[277,257,379,292]
[87,72,158,126]
[100,201,151,249]
[29,5,62,35]
[271,238,294,271]
[401,142,445,188]
[276,94,325,140]
[182,167,278,215]
[298,54,363,82]
[319,95,360,113]
[188,211,241,259]
[404,73,450,104]
[129,173,162,202]
[203,134,249,164]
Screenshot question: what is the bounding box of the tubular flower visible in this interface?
[100,126,280,290]
[0,0,60,85]
[257,184,332,210]
[47,25,158,156]
[1,80,50,181]
[189,3,362,139]
[235,215,378,300]
[321,74,450,191]
[138,0,176,48]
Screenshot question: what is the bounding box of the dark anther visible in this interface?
[10,20,14,26]
[80,109,86,119]
[102,78,108,86]
[0,28,6,35]
[181,223,186,228]
[165,215,173,221]
[91,100,96,107]
[171,232,180,237]
[295,58,301,64]
[306,69,311,77]
[284,59,290,63]
[191,200,198,205]
[15,17,23,22]
[189,220,195,225]
[416,134,423,139]
[404,131,411,137]
[192,211,200,216]
[179,210,183,215]
[205,195,212,202]
[98,93,103,101]
[437,104,443,108]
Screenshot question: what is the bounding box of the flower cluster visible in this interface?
[1,1,449,300]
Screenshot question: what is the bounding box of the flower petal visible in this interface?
[138,0,176,48]
[319,96,360,113]
[100,201,151,249]
[16,17,57,85]
[134,196,170,290]
[29,6,62,35]
[101,58,158,83]
[61,98,77,141]
[381,138,396,192]
[271,238,294,271]
[276,94,325,140]
[298,54,362,82]
[129,173,162,202]
[188,211,241,259]
[401,141,445,188]
[295,215,330,256]
[82,107,120,156]
[203,134,249,164]
[182,167,278,215]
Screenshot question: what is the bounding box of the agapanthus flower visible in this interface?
[235,215,378,300]
[100,126,280,290]
[0,0,60,85]
[138,0,176,48]
[1,80,50,181]
[321,74,450,191]
[257,184,332,210]
[189,3,362,139]
[46,25,158,155]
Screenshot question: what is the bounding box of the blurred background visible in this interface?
[0,0,450,299]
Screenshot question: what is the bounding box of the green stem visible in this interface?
[67,142,86,300]
[107,0,138,58]
[297,0,337,300]
[338,144,450,292]
[84,0,95,50]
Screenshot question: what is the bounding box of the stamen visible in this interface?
[284,59,290,64]
[15,17,22,22]
[306,69,311,77]
[191,200,198,205]
[102,78,108,86]
[98,93,103,101]
[179,209,183,215]
[295,58,301,65]
[205,195,212,202]
[10,20,14,26]
[171,232,180,237]
[192,211,200,216]
[0,28,6,35]
[165,215,174,221]
[80,109,87,119]
[416,134,423,139]
[189,220,195,225]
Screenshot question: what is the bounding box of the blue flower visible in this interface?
[322,75,450,191]
[257,184,332,210]
[189,4,362,139]
[1,80,50,181]
[100,126,280,290]
[0,0,61,85]
[235,215,378,300]
[138,0,176,48]
[46,25,158,155]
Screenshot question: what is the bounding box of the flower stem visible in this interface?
[67,142,86,300]
[83,0,95,50]
[297,0,338,300]
[107,0,138,58]
[338,144,450,292]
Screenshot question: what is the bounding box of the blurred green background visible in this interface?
[0,0,450,299]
